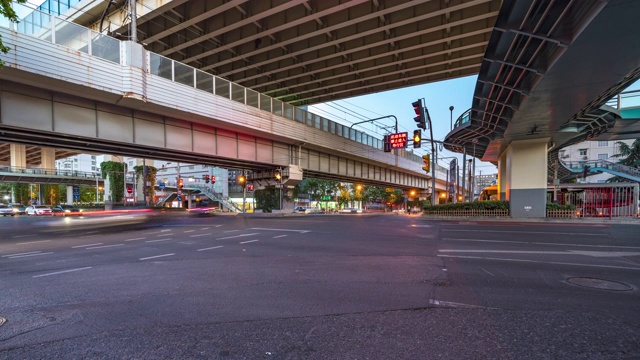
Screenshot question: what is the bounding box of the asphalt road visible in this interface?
[0,212,639,359]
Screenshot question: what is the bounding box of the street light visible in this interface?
[449,105,454,131]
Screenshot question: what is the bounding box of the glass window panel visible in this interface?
[330,121,336,134]
[296,108,305,123]
[314,114,321,129]
[215,77,230,99]
[174,62,194,87]
[350,130,356,141]
[246,89,259,108]
[273,99,283,116]
[305,112,313,126]
[195,70,213,92]
[259,95,271,112]
[231,83,245,104]
[149,53,173,81]
[336,124,343,137]
[356,131,362,143]
[59,0,70,13]
[90,32,119,63]
[342,127,349,139]
[322,118,329,132]
[55,19,89,53]
[283,103,294,120]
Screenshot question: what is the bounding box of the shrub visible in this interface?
[546,203,576,211]
[423,200,509,211]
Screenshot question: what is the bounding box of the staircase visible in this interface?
[560,160,640,182]
[194,186,242,213]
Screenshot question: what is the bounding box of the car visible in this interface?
[51,205,82,216]
[10,203,26,215]
[25,205,53,216]
[0,204,15,216]
[294,206,307,212]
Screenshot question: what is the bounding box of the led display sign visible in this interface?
[388,132,408,149]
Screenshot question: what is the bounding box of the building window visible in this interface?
[91,156,96,160]
[598,141,608,147]
[579,149,587,156]
[597,153,608,160]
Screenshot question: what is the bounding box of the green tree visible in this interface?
[607,139,640,183]
[0,0,27,67]
[254,185,279,212]
[101,161,127,203]
[133,165,158,204]
[299,178,339,209]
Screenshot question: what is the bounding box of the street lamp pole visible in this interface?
[449,105,454,131]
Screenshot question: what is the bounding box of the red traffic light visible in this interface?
[205,174,211,183]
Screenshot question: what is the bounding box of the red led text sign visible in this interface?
[389,132,408,149]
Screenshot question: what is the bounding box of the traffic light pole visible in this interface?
[421,99,437,205]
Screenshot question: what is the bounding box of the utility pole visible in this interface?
[130,0,137,43]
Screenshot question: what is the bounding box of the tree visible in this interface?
[101,161,127,203]
[0,0,27,67]
[133,165,158,205]
[607,139,640,183]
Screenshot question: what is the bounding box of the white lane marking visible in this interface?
[156,233,172,237]
[184,230,195,233]
[214,225,223,228]
[33,267,92,278]
[201,227,210,230]
[410,225,432,228]
[81,234,100,238]
[85,244,125,250]
[440,229,603,236]
[197,245,224,252]
[479,267,495,276]
[11,234,35,238]
[273,235,287,239]
[72,243,103,248]
[161,229,172,232]
[190,233,213,238]
[224,230,239,233]
[125,237,146,242]
[16,240,51,245]
[139,253,174,261]
[2,251,41,257]
[429,299,495,309]
[146,239,172,243]
[443,238,640,249]
[7,252,53,259]
[239,240,259,244]
[249,228,310,233]
[217,233,259,240]
[437,254,640,271]
[438,249,640,257]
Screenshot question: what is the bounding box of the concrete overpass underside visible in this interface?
[79,0,502,106]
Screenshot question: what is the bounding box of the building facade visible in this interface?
[559,139,635,183]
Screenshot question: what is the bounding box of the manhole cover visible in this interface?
[567,277,633,291]
[0,317,6,327]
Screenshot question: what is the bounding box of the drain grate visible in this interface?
[567,277,633,291]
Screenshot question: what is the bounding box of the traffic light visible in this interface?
[582,165,590,178]
[211,175,216,184]
[422,154,430,173]
[205,175,211,183]
[413,129,421,148]
[247,184,254,192]
[178,178,184,189]
[383,135,391,152]
[412,99,426,130]
[238,174,246,188]
[275,169,282,181]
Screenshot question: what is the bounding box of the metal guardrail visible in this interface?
[194,186,242,213]
[560,160,640,181]
[605,89,640,110]
[453,109,472,129]
[0,165,101,179]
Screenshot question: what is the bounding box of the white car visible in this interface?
[25,205,53,216]
[0,204,15,216]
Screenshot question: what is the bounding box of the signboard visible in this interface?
[320,196,332,201]
[127,187,133,194]
[72,185,80,200]
[388,132,408,149]
[159,181,166,190]
[176,195,182,201]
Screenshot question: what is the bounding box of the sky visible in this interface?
[307,75,501,175]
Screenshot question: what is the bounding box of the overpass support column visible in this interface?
[40,147,55,171]
[504,138,549,218]
[10,144,26,169]
[66,185,74,205]
[498,152,507,201]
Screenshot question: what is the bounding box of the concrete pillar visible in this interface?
[498,152,508,201]
[40,147,56,171]
[66,185,74,205]
[10,144,26,169]
[505,138,549,217]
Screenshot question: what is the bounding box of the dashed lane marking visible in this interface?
[11,234,35,238]
[85,244,124,250]
[217,233,259,240]
[184,230,195,233]
[197,245,224,252]
[190,233,214,238]
[16,240,50,245]
[146,239,173,243]
[139,253,174,261]
[273,235,287,238]
[2,251,42,257]
[249,228,310,233]
[7,252,54,259]
[125,237,146,242]
[239,240,259,244]
[33,267,92,278]
[72,243,103,248]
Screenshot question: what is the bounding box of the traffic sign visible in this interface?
[159,181,165,190]
[177,195,182,201]
[127,187,133,194]
[72,185,80,200]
